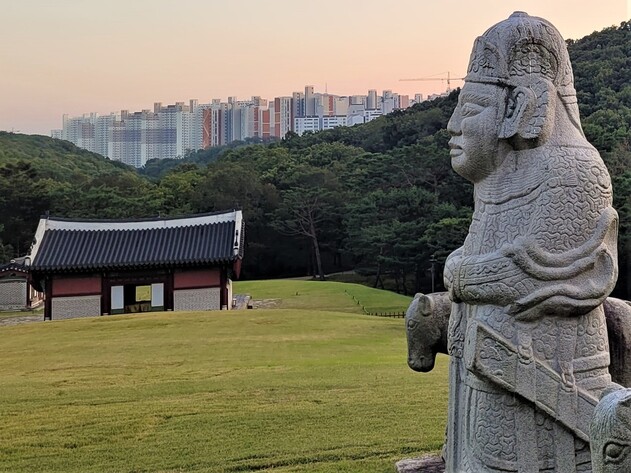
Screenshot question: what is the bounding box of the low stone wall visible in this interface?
[51,295,101,320]
[174,287,221,311]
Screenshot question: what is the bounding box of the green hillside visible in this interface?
[0,131,135,181]
[236,279,412,314]
[0,132,160,256]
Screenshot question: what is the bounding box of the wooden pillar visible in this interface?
[220,266,227,309]
[165,271,174,311]
[25,273,31,309]
[44,276,52,320]
[101,274,110,315]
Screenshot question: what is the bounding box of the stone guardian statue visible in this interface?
[443,12,618,473]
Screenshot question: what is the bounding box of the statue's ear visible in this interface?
[499,86,538,140]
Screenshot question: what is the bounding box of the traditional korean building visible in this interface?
[29,210,244,320]
[0,259,44,311]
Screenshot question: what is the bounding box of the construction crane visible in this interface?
[399,71,464,92]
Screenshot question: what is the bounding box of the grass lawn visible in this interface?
[0,280,448,472]
[234,280,412,315]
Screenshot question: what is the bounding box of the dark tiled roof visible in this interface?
[0,262,29,275]
[31,214,243,273]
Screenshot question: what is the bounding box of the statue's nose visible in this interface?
[447,107,462,136]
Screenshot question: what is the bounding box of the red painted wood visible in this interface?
[52,275,102,296]
[173,269,220,289]
[233,259,242,279]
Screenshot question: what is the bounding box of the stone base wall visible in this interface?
[0,280,26,310]
[52,295,101,320]
[174,288,221,311]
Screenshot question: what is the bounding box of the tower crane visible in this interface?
[399,71,465,92]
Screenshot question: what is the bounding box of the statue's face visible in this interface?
[591,427,631,473]
[447,82,502,182]
[590,389,631,473]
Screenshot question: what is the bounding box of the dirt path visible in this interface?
[0,315,42,327]
[250,298,281,309]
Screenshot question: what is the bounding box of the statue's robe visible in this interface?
[444,146,618,473]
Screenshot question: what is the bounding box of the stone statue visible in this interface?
[406,292,451,372]
[406,292,631,387]
[443,12,618,472]
[590,387,631,473]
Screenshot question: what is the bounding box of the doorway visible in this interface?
[110,282,165,314]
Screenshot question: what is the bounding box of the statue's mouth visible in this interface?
[408,356,434,372]
[448,140,462,157]
[449,146,463,158]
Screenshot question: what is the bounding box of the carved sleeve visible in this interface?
[507,205,618,320]
[444,247,463,302]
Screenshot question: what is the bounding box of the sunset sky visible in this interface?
[1,0,629,135]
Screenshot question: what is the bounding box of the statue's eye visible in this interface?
[604,441,630,464]
[461,103,484,118]
[406,319,418,330]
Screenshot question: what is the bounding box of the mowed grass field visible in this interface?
[0,280,448,472]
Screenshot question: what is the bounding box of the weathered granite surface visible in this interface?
[442,11,618,472]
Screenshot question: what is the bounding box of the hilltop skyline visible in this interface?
[1,0,629,135]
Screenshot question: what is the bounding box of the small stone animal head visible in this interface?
[405,292,450,372]
[591,387,631,473]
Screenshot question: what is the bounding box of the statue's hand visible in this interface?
[456,247,531,306]
[459,282,520,307]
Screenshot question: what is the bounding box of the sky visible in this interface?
[1,0,629,136]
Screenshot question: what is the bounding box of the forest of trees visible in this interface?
[1,20,630,296]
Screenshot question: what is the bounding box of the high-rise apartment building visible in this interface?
[304,85,315,116]
[273,97,293,139]
[60,113,97,153]
[367,89,378,110]
[53,85,424,166]
[398,95,410,109]
[292,92,305,119]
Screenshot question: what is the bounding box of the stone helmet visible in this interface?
[465,11,583,139]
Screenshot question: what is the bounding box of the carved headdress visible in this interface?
[466,11,584,137]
